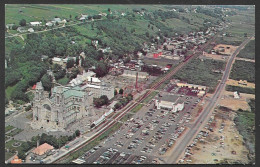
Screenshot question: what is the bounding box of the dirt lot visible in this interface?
[226,79,255,89]
[185,109,249,164]
[213,44,238,55]
[235,57,255,63]
[200,53,228,61]
[217,90,255,111]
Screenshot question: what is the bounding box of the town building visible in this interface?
[10,156,22,164]
[31,143,54,159]
[81,78,114,100]
[155,95,184,112]
[31,82,90,130]
[29,21,42,26]
[122,70,149,79]
[28,28,34,33]
[234,91,240,99]
[17,27,27,33]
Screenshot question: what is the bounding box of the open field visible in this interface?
[229,60,255,83]
[173,58,226,93]
[236,39,255,60]
[184,109,250,164]
[226,79,255,89]
[213,44,238,55]
[218,90,255,111]
[200,53,227,61]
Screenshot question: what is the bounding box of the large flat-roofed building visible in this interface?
[122,70,149,79]
[155,94,184,112]
[81,78,114,100]
[31,82,90,130]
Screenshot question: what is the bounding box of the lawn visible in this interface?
[120,113,134,122]
[5,125,15,133]
[131,104,144,113]
[229,60,255,83]
[141,91,158,104]
[57,76,70,85]
[5,139,25,160]
[173,58,226,93]
[7,128,23,137]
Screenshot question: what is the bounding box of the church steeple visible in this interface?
[35,81,44,101]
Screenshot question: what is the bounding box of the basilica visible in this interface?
[31,82,90,131]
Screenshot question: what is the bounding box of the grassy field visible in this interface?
[225,85,255,95]
[7,128,23,137]
[5,139,25,160]
[5,125,15,133]
[57,76,70,85]
[141,91,158,104]
[131,104,144,113]
[229,60,255,83]
[237,39,255,60]
[234,110,255,154]
[173,58,226,93]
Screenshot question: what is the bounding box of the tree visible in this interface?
[108,8,111,12]
[25,105,32,111]
[100,95,109,105]
[114,89,118,96]
[75,56,80,66]
[126,93,133,101]
[70,15,72,19]
[119,88,124,94]
[41,74,52,91]
[66,59,75,69]
[75,130,80,137]
[12,24,18,30]
[19,19,26,26]
[114,102,122,109]
[145,32,149,38]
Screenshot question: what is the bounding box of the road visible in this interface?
[165,34,255,164]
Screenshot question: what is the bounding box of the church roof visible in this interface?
[52,86,85,99]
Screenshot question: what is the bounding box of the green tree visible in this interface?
[100,95,109,105]
[66,59,75,69]
[114,89,118,96]
[114,102,122,109]
[12,24,18,30]
[119,88,124,94]
[75,130,80,137]
[25,105,32,111]
[19,19,26,26]
[41,74,52,91]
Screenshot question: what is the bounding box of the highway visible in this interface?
[165,34,255,164]
[51,31,221,164]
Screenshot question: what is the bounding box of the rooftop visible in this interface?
[32,143,54,156]
[161,94,179,103]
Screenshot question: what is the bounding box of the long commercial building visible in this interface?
[155,95,184,113]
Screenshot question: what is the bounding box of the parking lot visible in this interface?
[74,90,201,164]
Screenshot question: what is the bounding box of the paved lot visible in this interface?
[75,91,200,164]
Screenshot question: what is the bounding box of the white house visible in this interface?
[28,28,34,33]
[155,95,184,113]
[30,21,42,26]
[234,91,240,99]
[46,22,53,27]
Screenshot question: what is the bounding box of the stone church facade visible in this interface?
[31,82,89,131]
